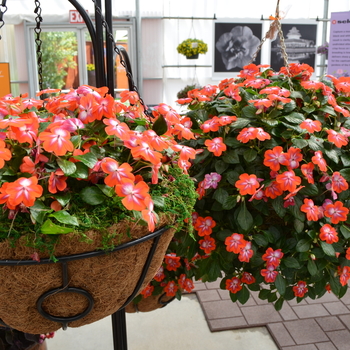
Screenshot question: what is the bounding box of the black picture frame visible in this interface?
[270,24,317,71]
[214,22,262,74]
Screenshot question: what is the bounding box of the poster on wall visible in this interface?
[270,24,317,72]
[213,22,262,77]
[0,63,11,97]
[327,11,350,77]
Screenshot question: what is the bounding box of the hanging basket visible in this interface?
[125,293,175,313]
[0,217,175,334]
[186,54,199,60]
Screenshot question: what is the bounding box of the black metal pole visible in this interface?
[94,0,106,87]
[105,0,115,96]
[112,309,128,350]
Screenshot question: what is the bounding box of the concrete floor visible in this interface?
[47,294,278,350]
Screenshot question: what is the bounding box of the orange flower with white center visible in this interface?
[0,140,11,169]
[101,158,135,187]
[115,179,150,211]
[39,127,74,156]
[235,173,260,195]
[5,176,43,208]
[204,137,226,157]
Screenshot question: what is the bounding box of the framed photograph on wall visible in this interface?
[270,23,317,71]
[213,21,262,78]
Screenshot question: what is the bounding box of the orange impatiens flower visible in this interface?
[237,127,257,143]
[324,201,349,224]
[115,179,150,211]
[199,235,216,254]
[0,140,11,169]
[301,163,315,184]
[225,233,246,254]
[326,129,348,147]
[263,146,287,171]
[164,280,178,297]
[264,181,283,199]
[262,248,284,267]
[312,151,328,172]
[300,199,319,221]
[225,277,242,294]
[293,281,308,298]
[5,176,43,208]
[283,147,303,170]
[101,158,135,187]
[194,216,216,236]
[204,137,227,156]
[140,284,154,298]
[131,140,163,165]
[238,241,253,262]
[48,170,68,194]
[319,224,339,244]
[276,170,301,192]
[39,127,74,156]
[141,197,158,232]
[331,172,349,193]
[299,119,322,133]
[165,253,181,271]
[103,118,131,141]
[338,266,350,286]
[235,173,260,195]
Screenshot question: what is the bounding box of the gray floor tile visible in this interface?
[201,299,243,319]
[326,329,350,350]
[322,301,350,315]
[284,319,329,344]
[315,342,338,350]
[208,317,248,331]
[315,316,346,331]
[196,289,221,302]
[268,323,295,347]
[292,304,329,319]
[241,305,283,325]
[282,345,318,350]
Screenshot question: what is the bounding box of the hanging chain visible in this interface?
[249,0,293,90]
[91,0,149,114]
[34,0,43,93]
[0,0,8,40]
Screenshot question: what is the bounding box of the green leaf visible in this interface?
[73,152,98,169]
[241,105,258,118]
[38,121,51,133]
[274,297,284,311]
[229,291,238,303]
[29,201,50,224]
[272,195,286,218]
[284,112,305,124]
[320,241,336,256]
[96,184,115,197]
[231,118,251,129]
[294,219,304,234]
[80,186,106,205]
[215,160,229,174]
[57,159,77,175]
[296,239,311,252]
[324,149,339,164]
[302,105,316,114]
[259,289,270,300]
[340,225,350,239]
[49,210,79,226]
[307,259,318,275]
[300,184,319,196]
[237,286,250,305]
[290,91,304,100]
[152,196,165,209]
[268,292,278,303]
[283,257,301,269]
[70,162,89,179]
[222,150,240,164]
[216,229,233,241]
[319,105,337,116]
[329,273,341,296]
[340,168,350,182]
[308,136,324,151]
[41,219,74,234]
[213,188,229,205]
[237,202,253,231]
[71,135,82,148]
[341,154,350,167]
[152,114,168,135]
[54,193,71,207]
[253,234,269,247]
[283,100,296,113]
[292,138,309,149]
[275,273,286,295]
[243,149,257,162]
[222,196,237,210]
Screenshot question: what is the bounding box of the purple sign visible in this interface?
[327,11,350,77]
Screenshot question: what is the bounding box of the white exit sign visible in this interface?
[69,10,88,24]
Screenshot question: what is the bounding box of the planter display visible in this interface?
[186,54,199,60]
[0,219,175,334]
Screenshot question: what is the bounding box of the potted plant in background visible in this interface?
[174,62,350,309]
[0,85,197,334]
[86,63,96,86]
[177,84,203,100]
[177,38,208,59]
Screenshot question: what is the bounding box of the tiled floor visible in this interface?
[194,280,350,350]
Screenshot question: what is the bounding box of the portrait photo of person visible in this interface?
[214,22,262,73]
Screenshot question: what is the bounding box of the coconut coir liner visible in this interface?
[0,217,175,334]
[125,293,175,313]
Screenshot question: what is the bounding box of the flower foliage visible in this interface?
[172,63,350,309]
[0,85,197,250]
[176,38,208,57]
